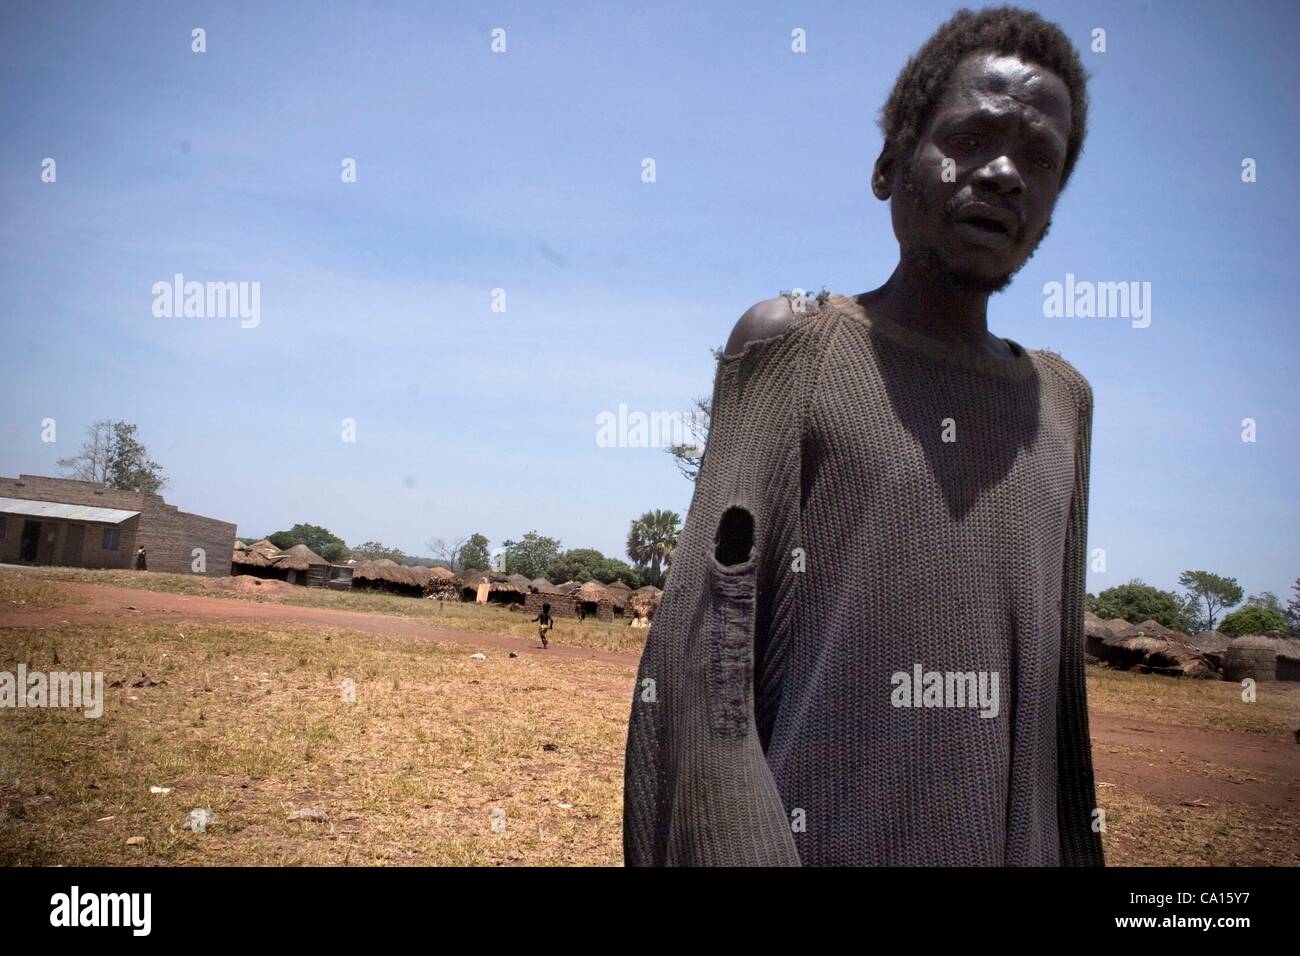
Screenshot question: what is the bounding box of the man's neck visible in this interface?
[861,260,1011,357]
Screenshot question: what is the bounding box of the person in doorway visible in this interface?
[135,546,148,571]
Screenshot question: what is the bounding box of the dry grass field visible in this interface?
[0,565,643,655]
[0,619,629,865]
[1,565,1297,866]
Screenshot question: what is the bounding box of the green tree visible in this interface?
[626,509,682,587]
[501,531,562,580]
[268,524,350,561]
[58,419,166,494]
[1219,604,1288,637]
[457,533,491,572]
[317,541,350,562]
[666,348,723,482]
[1091,579,1191,632]
[666,396,711,482]
[595,558,644,588]
[1178,570,1243,633]
[104,422,166,495]
[548,548,608,583]
[349,541,406,563]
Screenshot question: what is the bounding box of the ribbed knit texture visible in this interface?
[623,292,1104,867]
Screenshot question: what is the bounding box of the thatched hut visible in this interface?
[456,570,527,606]
[276,544,331,587]
[529,577,559,594]
[1092,619,1217,678]
[233,539,334,587]
[1189,630,1231,669]
[457,569,490,602]
[1222,634,1300,682]
[232,538,282,574]
[353,559,423,597]
[604,580,632,616]
[574,581,615,622]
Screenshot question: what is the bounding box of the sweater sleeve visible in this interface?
[623,325,805,867]
[1053,365,1106,866]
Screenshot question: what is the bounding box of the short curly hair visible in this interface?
[879,6,1090,186]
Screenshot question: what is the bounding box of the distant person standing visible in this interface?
[135,546,147,571]
[531,603,554,649]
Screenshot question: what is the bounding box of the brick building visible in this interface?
[0,474,236,576]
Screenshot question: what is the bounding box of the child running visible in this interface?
[531,603,554,650]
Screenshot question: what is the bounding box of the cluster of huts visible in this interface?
[231,539,354,589]
[231,539,664,625]
[1084,612,1300,682]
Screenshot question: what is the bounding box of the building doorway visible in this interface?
[19,520,41,562]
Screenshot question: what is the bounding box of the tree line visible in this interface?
[254,509,683,589]
[1088,572,1300,637]
[58,419,1294,628]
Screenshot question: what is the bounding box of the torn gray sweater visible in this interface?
[623,292,1104,866]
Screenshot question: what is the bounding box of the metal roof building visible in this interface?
[0,475,236,576]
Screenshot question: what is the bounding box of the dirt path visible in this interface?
[0,581,638,667]
[4,581,1297,811]
[1089,712,1299,810]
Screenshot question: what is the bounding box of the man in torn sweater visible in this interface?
[624,6,1105,866]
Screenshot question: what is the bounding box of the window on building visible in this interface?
[102,527,120,550]
[0,515,6,538]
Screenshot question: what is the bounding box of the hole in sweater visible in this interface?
[714,507,754,567]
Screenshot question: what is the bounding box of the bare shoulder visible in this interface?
[723,295,798,358]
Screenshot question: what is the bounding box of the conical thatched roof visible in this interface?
[1223,634,1300,682]
[1190,629,1230,653]
[601,584,629,609]
[575,581,613,603]
[276,543,330,571]
[352,560,439,588]
[507,573,533,588]
[529,577,558,593]
[605,580,632,592]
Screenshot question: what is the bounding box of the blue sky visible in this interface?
[1,0,1296,604]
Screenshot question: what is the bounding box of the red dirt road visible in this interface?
[3,581,1298,811]
[0,582,634,666]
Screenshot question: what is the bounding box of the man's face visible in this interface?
[880,52,1072,292]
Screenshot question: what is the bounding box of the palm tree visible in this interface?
[627,510,681,587]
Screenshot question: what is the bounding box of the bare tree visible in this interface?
[56,420,114,483]
[428,535,469,571]
[666,347,722,482]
